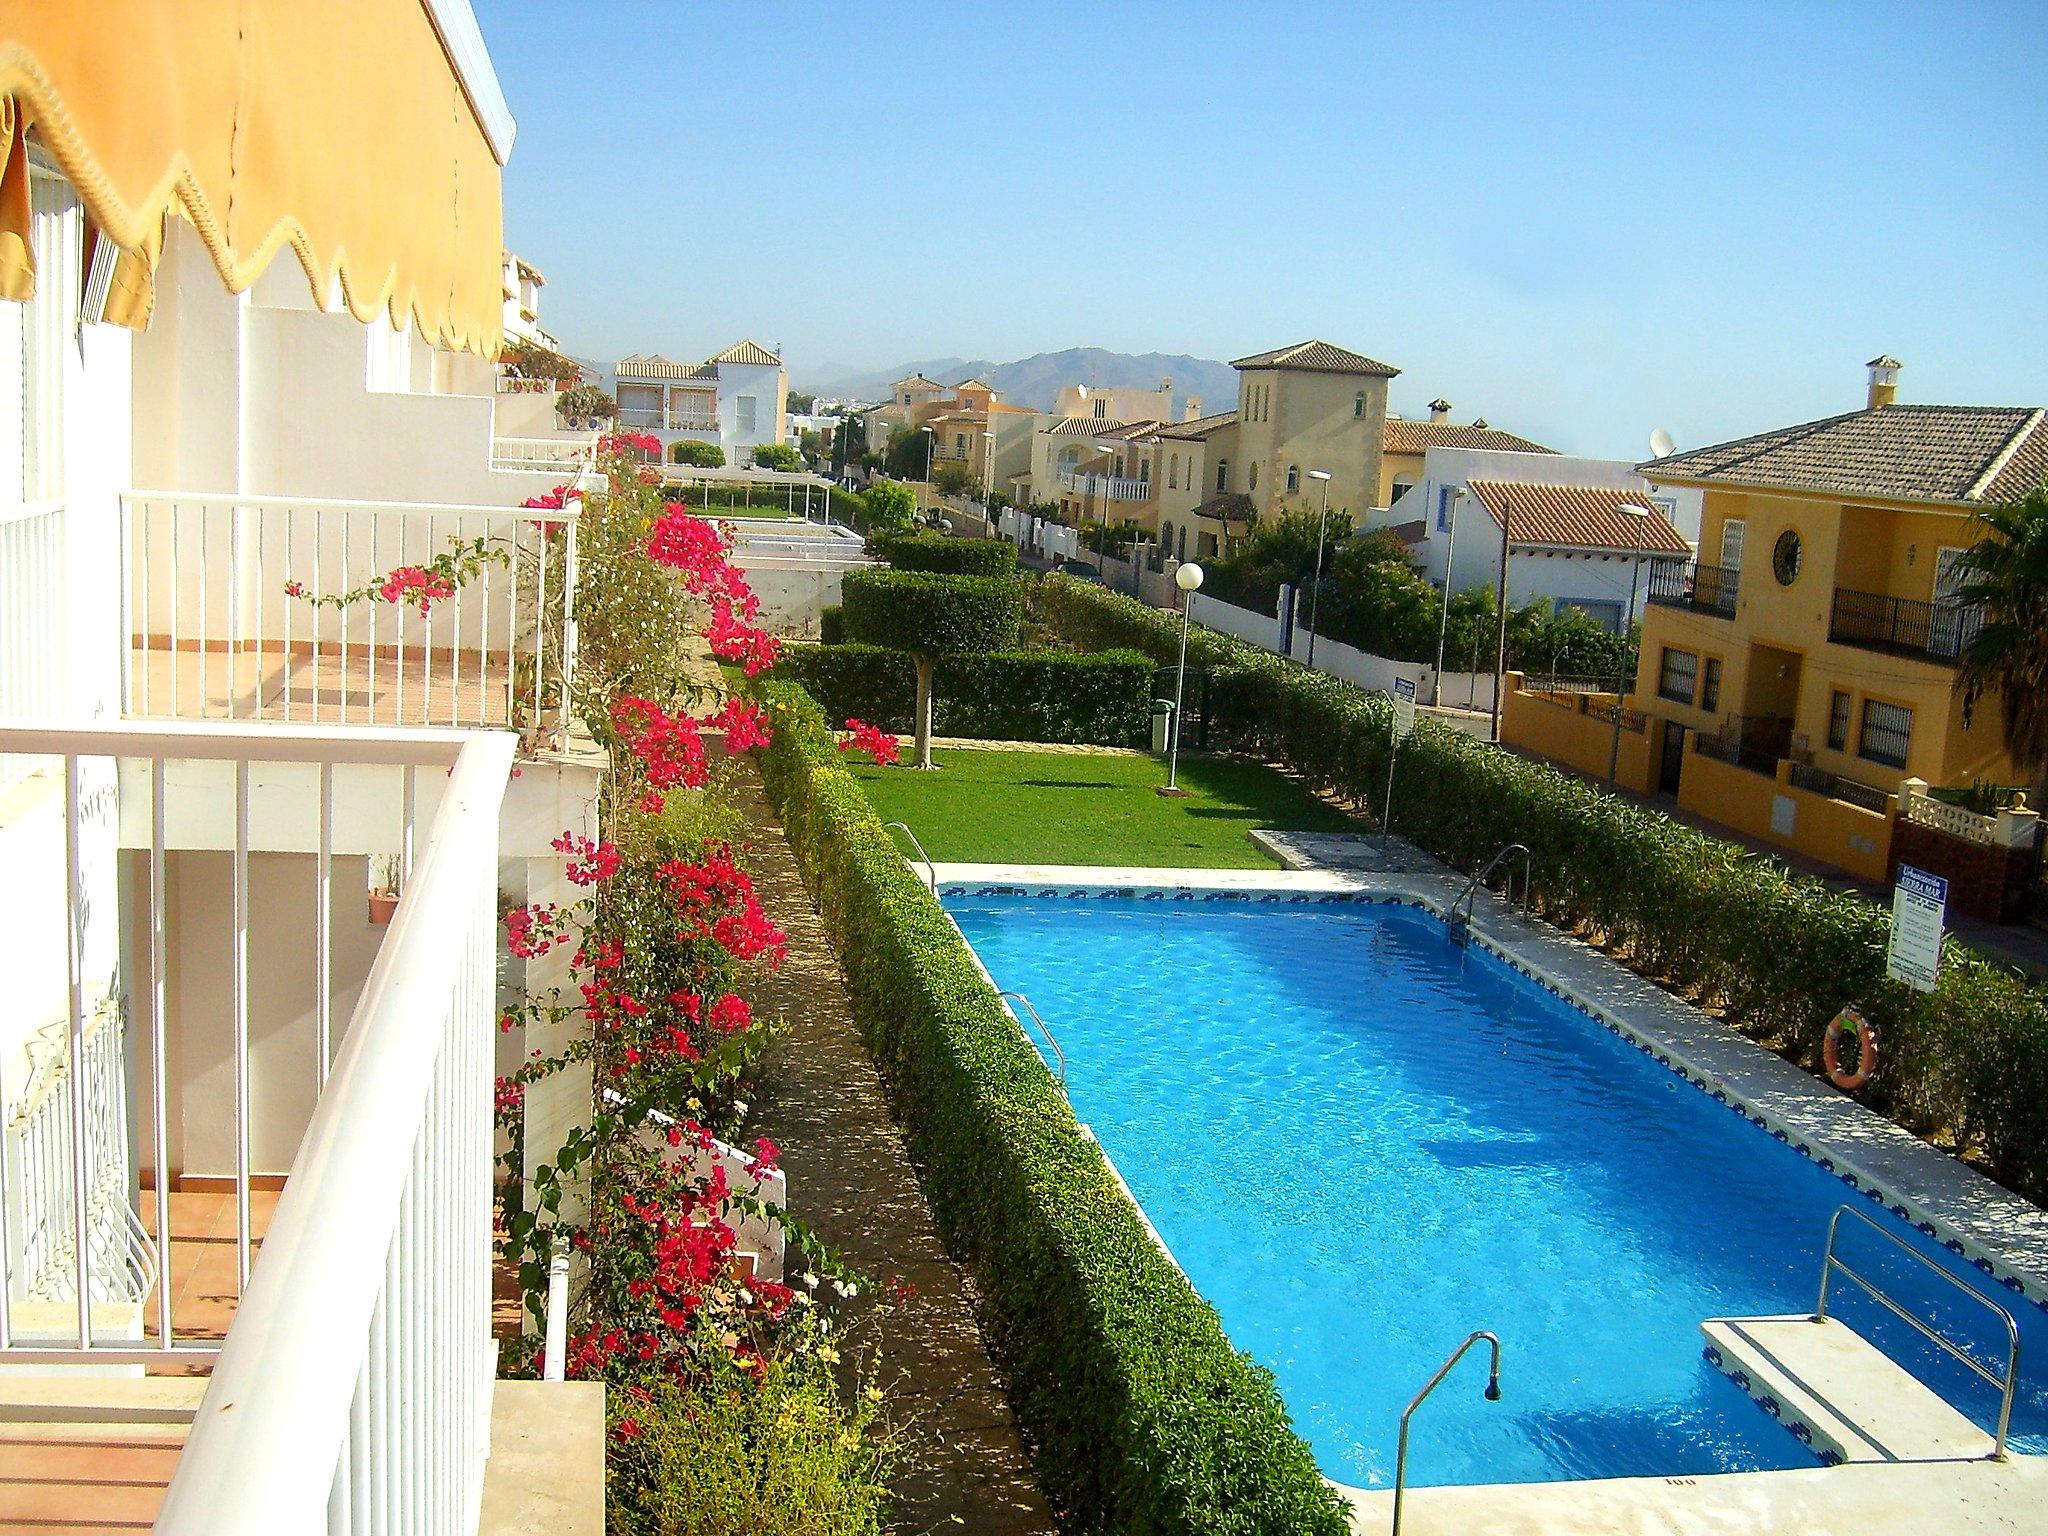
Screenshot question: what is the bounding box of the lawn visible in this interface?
[845,747,1359,867]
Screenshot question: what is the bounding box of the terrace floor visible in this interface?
[127,641,517,729]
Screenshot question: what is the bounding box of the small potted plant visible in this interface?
[367,854,401,925]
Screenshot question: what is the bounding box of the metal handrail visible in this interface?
[1814,1203,2022,1459]
[998,990,1066,1088]
[1450,843,1532,928]
[1391,1330,1502,1535]
[881,820,938,890]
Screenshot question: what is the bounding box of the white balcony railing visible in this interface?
[0,718,510,1534]
[489,434,598,475]
[1056,470,1150,502]
[616,405,721,433]
[0,497,66,795]
[120,492,579,739]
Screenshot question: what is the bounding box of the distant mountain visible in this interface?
[806,347,1239,418]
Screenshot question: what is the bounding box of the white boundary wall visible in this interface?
[1186,589,1496,713]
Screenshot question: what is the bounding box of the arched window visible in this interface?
[1139,458,1150,483]
[1161,521,1175,556]
[1248,462,1259,491]
[1215,458,1229,493]
[1177,525,1188,561]
[954,433,965,453]
[1354,391,1365,418]
[1168,455,1179,489]
[1286,465,1300,494]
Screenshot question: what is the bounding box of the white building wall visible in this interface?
[716,361,785,462]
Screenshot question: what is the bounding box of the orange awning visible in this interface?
[0,1,506,354]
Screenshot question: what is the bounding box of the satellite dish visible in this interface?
[1649,427,1676,459]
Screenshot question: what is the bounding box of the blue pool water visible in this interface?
[946,893,2048,1488]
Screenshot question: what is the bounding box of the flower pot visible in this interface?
[367,890,399,925]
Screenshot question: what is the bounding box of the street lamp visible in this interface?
[1304,469,1333,666]
[1161,561,1205,796]
[920,424,935,488]
[1605,502,1654,786]
[980,429,996,514]
[1432,486,1468,707]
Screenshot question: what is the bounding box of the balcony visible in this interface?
[1694,713,1792,776]
[1056,470,1151,502]
[1647,560,1739,618]
[119,492,578,740]
[1828,587,1983,665]
[490,434,598,476]
[0,719,509,1531]
[616,406,720,433]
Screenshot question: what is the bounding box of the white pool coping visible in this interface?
[929,858,2048,1533]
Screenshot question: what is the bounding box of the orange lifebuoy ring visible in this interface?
[1822,1006,1878,1091]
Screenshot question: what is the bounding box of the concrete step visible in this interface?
[0,1376,206,1424]
[1702,1315,1994,1464]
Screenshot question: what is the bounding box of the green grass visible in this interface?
[845,747,1359,867]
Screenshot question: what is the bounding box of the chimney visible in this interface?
[1428,397,1452,423]
[1185,395,1203,422]
[1866,355,1901,410]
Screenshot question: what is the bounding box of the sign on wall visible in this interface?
[1886,864,1947,993]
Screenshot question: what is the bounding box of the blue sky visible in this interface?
[482,1,2048,458]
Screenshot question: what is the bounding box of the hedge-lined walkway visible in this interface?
[733,762,1056,1535]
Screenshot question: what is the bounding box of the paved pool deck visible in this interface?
[930,845,2048,1536]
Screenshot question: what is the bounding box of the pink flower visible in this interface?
[837,718,901,766]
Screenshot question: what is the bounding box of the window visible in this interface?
[1093,398,1107,418]
[1161,521,1174,555]
[1858,699,1912,770]
[1718,517,1746,572]
[1248,462,1259,491]
[1934,545,1969,602]
[1559,598,1623,631]
[1138,459,1149,484]
[1436,487,1455,532]
[1771,527,1802,586]
[1286,465,1300,493]
[1178,526,1188,561]
[1168,456,1179,490]
[953,433,965,453]
[1700,657,1722,713]
[736,395,758,434]
[18,163,81,501]
[1215,459,1229,493]
[1827,689,1851,751]
[1392,476,1416,502]
[1354,391,1366,418]
[1657,647,1698,704]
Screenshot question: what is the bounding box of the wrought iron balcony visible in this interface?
[1828,587,1983,665]
[1646,560,1739,617]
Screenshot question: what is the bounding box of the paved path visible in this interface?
[733,764,1055,1536]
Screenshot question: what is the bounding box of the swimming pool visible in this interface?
[945,889,2048,1489]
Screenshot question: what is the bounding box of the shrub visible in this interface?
[866,530,1018,577]
[932,459,978,497]
[840,570,1022,766]
[752,443,804,472]
[818,604,844,645]
[747,680,1349,1535]
[671,439,726,468]
[859,481,916,535]
[1034,574,2048,1202]
[775,643,1154,746]
[557,383,615,422]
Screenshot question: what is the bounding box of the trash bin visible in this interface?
[1151,699,1175,754]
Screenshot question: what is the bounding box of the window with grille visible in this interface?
[1700,657,1722,712]
[1857,700,1912,770]
[1657,647,1698,704]
[1286,465,1299,493]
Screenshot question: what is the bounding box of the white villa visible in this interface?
[1,4,601,1530]
[614,340,790,465]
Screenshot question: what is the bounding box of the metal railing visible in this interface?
[616,405,721,432]
[489,435,597,475]
[0,497,66,795]
[120,491,579,739]
[1647,559,1740,617]
[998,990,1067,1088]
[881,820,938,890]
[1450,843,1532,935]
[1391,1330,1502,1535]
[1829,587,1983,665]
[1695,713,1789,776]
[1786,761,1893,815]
[1814,1203,2021,1460]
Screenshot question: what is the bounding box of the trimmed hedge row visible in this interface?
[775,642,1155,746]
[868,529,1019,576]
[1035,575,2048,1202]
[749,679,1348,1536]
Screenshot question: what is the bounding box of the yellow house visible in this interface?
[1620,360,2040,878]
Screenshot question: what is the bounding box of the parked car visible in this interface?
[1054,558,1106,584]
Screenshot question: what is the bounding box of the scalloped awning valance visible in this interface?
[0,1,506,355]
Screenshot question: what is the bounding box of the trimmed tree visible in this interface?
[752,443,803,472]
[839,569,1021,768]
[860,480,916,534]
[670,439,725,467]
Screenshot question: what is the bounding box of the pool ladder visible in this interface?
[1391,1330,1503,1536]
[881,820,938,891]
[1447,843,1532,944]
[998,990,1066,1088]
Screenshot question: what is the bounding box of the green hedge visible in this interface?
[868,529,1019,576]
[818,604,844,645]
[749,679,1348,1535]
[774,642,1155,745]
[1035,574,2048,1202]
[840,569,1022,654]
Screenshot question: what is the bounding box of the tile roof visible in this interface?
[893,373,944,390]
[1383,419,1555,456]
[1192,492,1257,522]
[1156,410,1238,440]
[1639,404,2048,506]
[1466,479,1691,555]
[617,354,718,381]
[1230,340,1400,377]
[1043,416,1163,437]
[709,339,783,367]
